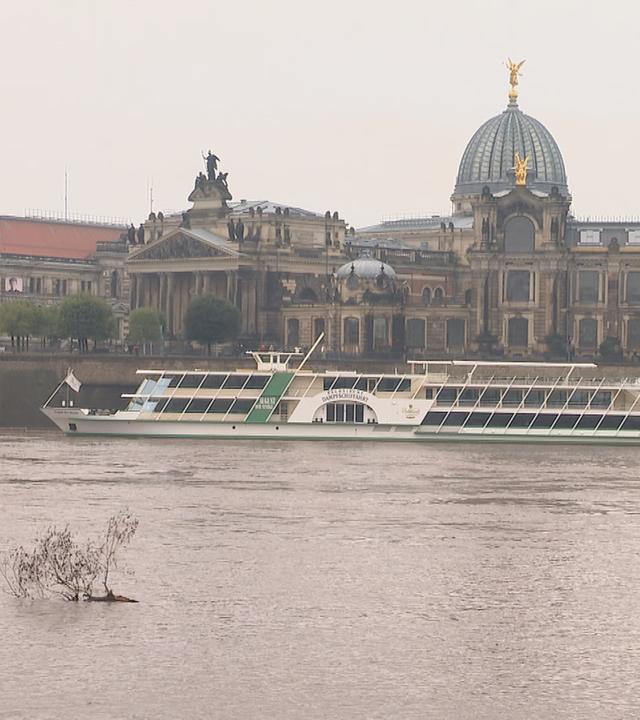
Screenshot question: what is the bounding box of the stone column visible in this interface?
[130,275,138,310]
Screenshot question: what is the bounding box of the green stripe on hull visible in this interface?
[244,372,294,423]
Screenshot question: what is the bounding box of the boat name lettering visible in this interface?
[254,396,278,411]
[321,389,369,403]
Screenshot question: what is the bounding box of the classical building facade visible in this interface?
[127,68,640,360]
[0,216,130,341]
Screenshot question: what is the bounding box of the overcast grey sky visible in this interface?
[2,0,638,227]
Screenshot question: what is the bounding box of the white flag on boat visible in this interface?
[64,369,82,393]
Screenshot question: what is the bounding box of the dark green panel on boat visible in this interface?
[244,372,294,423]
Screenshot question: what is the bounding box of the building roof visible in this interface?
[0,217,124,260]
[228,200,321,218]
[454,100,568,197]
[336,256,397,280]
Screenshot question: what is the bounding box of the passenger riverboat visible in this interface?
[42,338,640,444]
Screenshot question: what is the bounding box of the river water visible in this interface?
[1,432,640,719]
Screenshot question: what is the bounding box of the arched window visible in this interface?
[406,318,426,349]
[508,317,529,347]
[433,287,444,306]
[422,287,432,306]
[578,318,598,348]
[504,216,535,253]
[286,318,300,348]
[343,317,359,346]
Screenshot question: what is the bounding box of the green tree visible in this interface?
[0,300,38,351]
[184,294,241,355]
[128,307,164,355]
[59,294,115,353]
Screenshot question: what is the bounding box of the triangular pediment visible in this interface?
[128,228,240,262]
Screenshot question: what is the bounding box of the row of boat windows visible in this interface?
[421,411,640,430]
[153,374,412,393]
[141,398,257,414]
[162,374,271,390]
[428,387,613,408]
[323,377,412,392]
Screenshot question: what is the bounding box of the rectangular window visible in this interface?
[324,377,337,390]
[373,317,388,350]
[547,390,568,407]
[179,374,206,389]
[378,377,401,392]
[406,318,426,349]
[244,375,270,389]
[436,387,459,404]
[333,377,356,389]
[509,413,535,428]
[207,399,234,413]
[578,271,600,303]
[628,319,640,350]
[503,389,523,406]
[480,388,501,406]
[184,398,212,414]
[446,319,465,350]
[202,374,227,389]
[466,412,491,427]
[326,404,335,422]
[443,412,469,426]
[578,318,598,348]
[487,413,514,428]
[599,415,623,430]
[524,389,545,407]
[165,398,190,413]
[554,414,579,429]
[421,412,447,426]
[223,375,249,389]
[506,270,531,302]
[345,404,355,422]
[335,403,345,422]
[531,413,558,429]
[628,273,640,304]
[230,399,255,414]
[568,390,590,407]
[576,414,603,430]
[459,388,479,405]
[355,404,364,423]
[425,388,435,399]
[590,391,612,409]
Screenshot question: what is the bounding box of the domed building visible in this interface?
[353,62,640,360]
[452,94,569,214]
[127,63,640,362]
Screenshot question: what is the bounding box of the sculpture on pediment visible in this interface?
[236,219,245,241]
[217,172,229,188]
[136,224,145,245]
[127,224,136,245]
[181,212,191,229]
[227,218,236,241]
[203,150,220,181]
[138,234,223,261]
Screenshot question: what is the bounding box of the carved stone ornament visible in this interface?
[133,233,226,261]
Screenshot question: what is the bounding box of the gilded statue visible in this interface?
[506,58,525,101]
[514,151,530,186]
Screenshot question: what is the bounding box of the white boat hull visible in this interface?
[41,408,640,444]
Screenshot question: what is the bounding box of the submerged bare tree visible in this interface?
[0,511,139,602]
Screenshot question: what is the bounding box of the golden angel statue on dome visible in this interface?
[514,151,530,186]
[506,58,525,101]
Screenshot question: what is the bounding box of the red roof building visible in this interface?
[0,217,125,260]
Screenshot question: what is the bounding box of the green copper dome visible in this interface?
[454,101,568,196]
